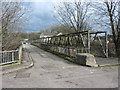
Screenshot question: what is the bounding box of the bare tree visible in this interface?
[54,0,91,32]
[0,1,2,51]
[2,1,30,50]
[91,0,120,56]
[118,1,120,57]
[50,24,75,34]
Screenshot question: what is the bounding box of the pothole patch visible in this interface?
[14,73,31,78]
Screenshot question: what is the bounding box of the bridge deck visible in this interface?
[2,44,118,88]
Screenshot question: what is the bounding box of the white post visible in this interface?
[88,30,90,53]
[12,52,14,62]
[105,32,108,58]
[18,45,23,64]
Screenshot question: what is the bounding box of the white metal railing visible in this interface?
[0,45,23,66]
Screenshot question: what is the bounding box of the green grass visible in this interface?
[98,64,120,67]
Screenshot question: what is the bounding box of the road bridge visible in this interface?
[2,44,118,88]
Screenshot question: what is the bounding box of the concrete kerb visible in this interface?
[2,51,34,75]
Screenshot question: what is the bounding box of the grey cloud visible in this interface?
[25,2,57,32]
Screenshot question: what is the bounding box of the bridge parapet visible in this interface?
[32,30,108,58]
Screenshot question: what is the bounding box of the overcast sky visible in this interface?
[24,0,111,33]
[25,2,58,32]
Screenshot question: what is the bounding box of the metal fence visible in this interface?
[32,30,108,58]
[0,46,22,66]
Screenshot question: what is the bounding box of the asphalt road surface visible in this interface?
[2,44,119,88]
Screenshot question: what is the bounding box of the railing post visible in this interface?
[105,32,108,58]
[12,52,14,62]
[2,52,4,63]
[87,30,90,53]
[18,46,22,64]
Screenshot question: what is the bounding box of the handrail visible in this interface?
[33,30,108,58]
[0,49,18,53]
[0,45,23,66]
